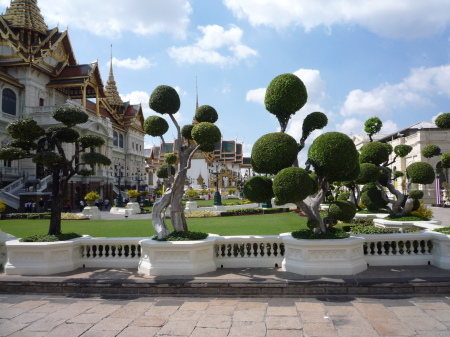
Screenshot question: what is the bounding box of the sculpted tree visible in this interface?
[246,73,360,233]
[0,106,111,235]
[357,116,448,216]
[145,85,221,239]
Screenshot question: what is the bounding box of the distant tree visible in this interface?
[145,85,221,239]
[0,106,111,235]
[246,73,360,233]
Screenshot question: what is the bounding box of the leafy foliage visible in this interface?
[251,132,299,174]
[0,147,28,160]
[164,153,177,165]
[422,144,441,158]
[81,152,111,166]
[394,144,413,158]
[364,117,382,137]
[361,189,388,211]
[408,190,424,200]
[435,113,450,128]
[7,118,44,141]
[47,126,80,143]
[53,106,89,127]
[20,232,81,242]
[359,141,389,165]
[302,111,328,138]
[181,124,194,139]
[32,151,62,167]
[79,135,106,148]
[149,85,180,114]
[195,105,218,123]
[156,164,175,178]
[356,163,380,184]
[153,231,208,241]
[7,140,38,151]
[308,132,360,181]
[243,176,274,203]
[329,201,357,223]
[85,191,100,201]
[191,122,221,145]
[144,115,169,137]
[442,153,450,168]
[273,167,315,205]
[198,142,216,152]
[406,162,435,184]
[350,225,397,234]
[291,228,350,239]
[264,73,308,127]
[0,200,6,213]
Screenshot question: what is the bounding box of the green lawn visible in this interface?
[0,212,307,238]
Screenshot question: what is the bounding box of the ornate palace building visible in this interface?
[0,0,146,210]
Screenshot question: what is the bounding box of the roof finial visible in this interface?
[109,44,114,75]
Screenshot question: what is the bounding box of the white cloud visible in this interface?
[110,56,155,70]
[224,0,450,39]
[168,24,258,67]
[336,118,364,136]
[120,91,151,116]
[340,65,450,118]
[246,88,266,104]
[32,0,192,38]
[380,120,399,134]
[432,112,443,123]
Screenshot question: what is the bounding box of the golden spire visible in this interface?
[105,45,123,108]
[192,77,199,124]
[3,0,48,35]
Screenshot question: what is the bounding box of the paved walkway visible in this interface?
[1,294,450,336]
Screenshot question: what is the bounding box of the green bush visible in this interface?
[406,162,435,184]
[149,85,180,114]
[361,189,388,211]
[262,208,288,214]
[153,231,208,241]
[251,133,299,174]
[164,153,177,165]
[52,106,89,127]
[156,164,175,178]
[442,153,450,168]
[195,105,218,123]
[337,192,351,201]
[435,113,450,128]
[20,232,81,242]
[359,141,389,165]
[191,122,221,145]
[385,215,430,221]
[302,112,328,138]
[394,144,413,158]
[224,208,263,215]
[422,144,441,158]
[273,167,315,205]
[408,190,424,200]
[144,115,169,137]
[350,225,398,234]
[181,124,194,139]
[356,163,379,184]
[329,201,357,223]
[308,132,360,181]
[243,176,274,203]
[291,228,350,240]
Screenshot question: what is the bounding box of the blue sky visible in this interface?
[2,0,450,164]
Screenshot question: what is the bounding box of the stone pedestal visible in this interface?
[185,201,198,214]
[82,206,101,220]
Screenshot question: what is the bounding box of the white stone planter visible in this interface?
[4,237,85,275]
[354,213,389,220]
[374,218,442,231]
[82,205,101,220]
[184,201,198,214]
[281,233,367,275]
[138,235,218,276]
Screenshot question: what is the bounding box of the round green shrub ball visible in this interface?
[302,111,328,137]
[144,116,169,137]
[361,182,378,193]
[251,133,299,174]
[264,73,308,124]
[408,190,424,200]
[191,122,221,145]
[359,141,389,165]
[412,199,421,211]
[309,172,319,195]
[149,85,180,115]
[181,124,194,140]
[435,113,450,128]
[273,167,314,204]
[164,153,177,165]
[406,162,435,184]
[356,163,380,184]
[441,153,450,168]
[195,105,218,123]
[337,192,351,201]
[307,218,320,230]
[361,189,388,211]
[422,144,441,158]
[329,201,357,223]
[156,164,175,178]
[48,126,80,143]
[394,144,412,158]
[52,106,89,127]
[7,118,44,141]
[198,142,216,152]
[243,176,274,203]
[378,168,390,187]
[308,132,360,181]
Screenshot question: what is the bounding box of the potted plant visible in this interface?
[84,191,100,206]
[126,189,139,202]
[185,189,199,201]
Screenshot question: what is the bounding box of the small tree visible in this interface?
[0,106,111,235]
[246,73,360,233]
[145,85,221,239]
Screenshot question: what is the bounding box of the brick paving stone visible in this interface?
[353,303,386,312]
[324,306,360,316]
[228,321,267,337]
[398,315,448,331]
[424,309,450,321]
[267,306,298,316]
[236,302,268,311]
[145,305,179,316]
[68,313,111,324]
[232,309,265,322]
[116,326,159,337]
[85,304,121,315]
[389,306,427,316]
[302,322,338,337]
[90,317,134,331]
[414,302,450,310]
[209,299,239,306]
[170,309,203,321]
[131,316,166,327]
[190,327,230,337]
[295,302,325,312]
[179,301,209,311]
[21,318,66,332]
[10,312,46,324]
[359,309,400,322]
[156,320,197,336]
[328,315,372,329]
[205,305,236,315]
[265,316,303,330]
[413,331,450,337]
[80,330,118,337]
[46,302,100,320]
[0,321,28,337]
[333,327,379,337]
[7,332,47,337]
[110,303,155,319]
[45,323,92,337]
[266,330,304,337]
[370,321,417,336]
[28,302,69,313]
[300,311,331,323]
[12,300,48,310]
[196,314,232,329]
[0,307,35,319]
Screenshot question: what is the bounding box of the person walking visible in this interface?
[79,200,84,211]
[39,198,45,212]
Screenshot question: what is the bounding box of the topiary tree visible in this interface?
[0,106,111,235]
[357,117,442,216]
[245,73,360,233]
[146,85,221,239]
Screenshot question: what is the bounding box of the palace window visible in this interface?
[2,88,16,115]
[113,131,118,146]
[119,134,124,148]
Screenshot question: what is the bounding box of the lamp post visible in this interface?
[115,164,125,207]
[0,169,2,189]
[133,169,145,203]
[209,164,223,206]
[239,172,248,198]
